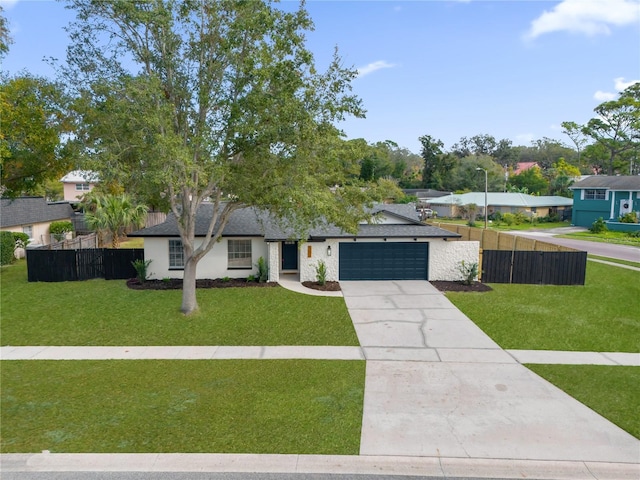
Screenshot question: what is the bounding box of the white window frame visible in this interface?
[168,239,184,269]
[228,239,252,269]
[75,183,91,191]
[22,225,33,239]
[584,189,606,200]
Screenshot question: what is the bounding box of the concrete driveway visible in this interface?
[340,281,640,463]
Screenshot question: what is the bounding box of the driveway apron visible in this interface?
[340,281,640,463]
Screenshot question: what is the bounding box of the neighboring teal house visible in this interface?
[570,176,640,231]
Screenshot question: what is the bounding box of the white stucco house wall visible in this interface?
[129,203,479,283]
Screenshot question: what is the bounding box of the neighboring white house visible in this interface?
[129,204,479,283]
[60,170,100,202]
[429,192,573,220]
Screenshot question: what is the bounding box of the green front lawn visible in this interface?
[1,359,365,453]
[446,261,639,352]
[528,365,640,439]
[0,261,358,346]
[558,230,640,247]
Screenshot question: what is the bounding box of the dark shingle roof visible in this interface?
[0,197,74,228]
[130,203,459,240]
[570,176,640,191]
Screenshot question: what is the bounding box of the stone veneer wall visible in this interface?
[429,240,480,281]
[267,242,279,283]
[299,240,340,282]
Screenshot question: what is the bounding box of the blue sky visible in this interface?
[2,0,639,154]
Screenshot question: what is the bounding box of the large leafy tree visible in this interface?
[561,121,588,168]
[0,5,12,59]
[581,83,640,175]
[508,165,548,195]
[65,0,373,314]
[419,134,454,190]
[0,74,74,196]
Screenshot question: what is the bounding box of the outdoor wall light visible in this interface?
[327,245,332,256]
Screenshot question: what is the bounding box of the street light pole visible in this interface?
[476,167,488,229]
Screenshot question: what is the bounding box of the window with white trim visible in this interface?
[228,239,252,269]
[169,239,184,269]
[584,189,606,200]
[75,183,91,191]
[22,225,33,239]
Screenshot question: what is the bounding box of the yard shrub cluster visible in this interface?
[619,212,638,224]
[256,256,268,283]
[590,217,608,233]
[0,231,16,266]
[12,232,30,250]
[457,260,478,285]
[49,220,74,241]
[489,211,560,227]
[131,259,152,282]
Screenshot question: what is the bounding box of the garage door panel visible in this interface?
[339,242,428,280]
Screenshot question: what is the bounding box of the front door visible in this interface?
[282,241,298,270]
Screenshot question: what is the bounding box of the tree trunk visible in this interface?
[181,258,199,315]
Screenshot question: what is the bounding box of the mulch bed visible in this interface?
[126,278,278,290]
[430,281,492,292]
[302,281,342,292]
[126,278,489,293]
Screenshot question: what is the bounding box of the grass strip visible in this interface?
[1,360,365,454]
[446,262,640,352]
[588,255,640,268]
[557,231,640,247]
[527,364,640,439]
[1,261,358,346]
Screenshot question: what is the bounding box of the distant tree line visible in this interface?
[417,83,639,197]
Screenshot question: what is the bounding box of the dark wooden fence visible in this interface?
[26,249,144,282]
[482,250,587,285]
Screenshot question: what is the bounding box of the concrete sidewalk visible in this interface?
[2,452,639,479]
[340,280,640,465]
[2,345,637,365]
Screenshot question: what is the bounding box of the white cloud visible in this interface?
[614,77,640,91]
[594,90,617,101]
[356,60,396,78]
[525,0,640,40]
[593,77,640,101]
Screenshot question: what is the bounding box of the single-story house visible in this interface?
[129,203,479,283]
[570,176,640,231]
[429,192,573,220]
[60,170,99,202]
[0,197,75,252]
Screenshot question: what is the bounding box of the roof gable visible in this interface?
[570,176,640,191]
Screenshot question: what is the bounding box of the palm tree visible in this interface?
[85,193,148,248]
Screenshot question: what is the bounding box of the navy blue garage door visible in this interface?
[339,242,428,280]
